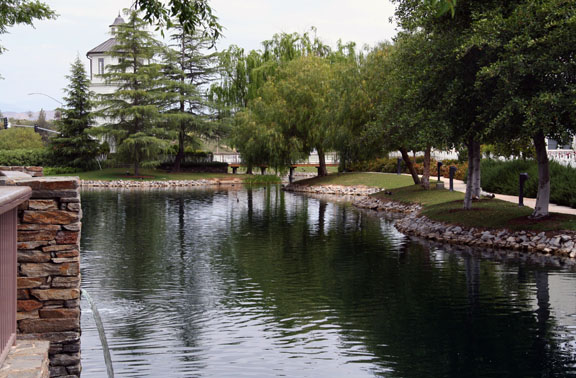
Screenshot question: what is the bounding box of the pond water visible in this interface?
[80,186,576,377]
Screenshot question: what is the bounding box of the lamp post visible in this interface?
[27,92,63,106]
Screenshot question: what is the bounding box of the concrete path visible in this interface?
[449,178,576,215]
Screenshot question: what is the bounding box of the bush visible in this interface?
[480,159,576,208]
[43,167,84,175]
[0,128,44,150]
[348,157,468,180]
[0,148,50,166]
[243,175,282,185]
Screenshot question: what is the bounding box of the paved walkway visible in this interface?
[449,178,576,215]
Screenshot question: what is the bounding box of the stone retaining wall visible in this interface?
[81,178,242,188]
[0,166,43,177]
[353,196,576,258]
[8,177,81,377]
[283,183,381,196]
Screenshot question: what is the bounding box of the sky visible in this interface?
[0,0,398,112]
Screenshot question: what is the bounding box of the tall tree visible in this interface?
[161,27,220,172]
[465,0,576,218]
[96,9,167,176]
[239,56,335,175]
[50,57,101,169]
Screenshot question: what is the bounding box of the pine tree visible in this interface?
[161,27,220,171]
[96,9,167,176]
[50,57,101,169]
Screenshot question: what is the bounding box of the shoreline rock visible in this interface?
[286,183,576,259]
[80,178,242,188]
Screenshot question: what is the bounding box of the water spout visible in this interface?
[82,289,114,377]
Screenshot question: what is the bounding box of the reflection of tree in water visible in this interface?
[219,187,576,377]
[82,188,576,376]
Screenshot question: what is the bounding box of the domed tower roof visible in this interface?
[110,14,125,27]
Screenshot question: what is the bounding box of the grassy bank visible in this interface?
[296,172,414,188]
[373,185,576,232]
[301,172,576,232]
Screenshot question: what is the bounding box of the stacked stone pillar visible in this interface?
[9,177,82,377]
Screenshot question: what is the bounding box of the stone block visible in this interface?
[19,318,79,333]
[20,262,79,277]
[30,289,80,301]
[55,250,79,258]
[18,231,62,242]
[18,241,50,250]
[30,190,78,199]
[28,199,58,210]
[66,202,81,211]
[22,210,79,225]
[60,195,80,203]
[18,250,51,263]
[18,332,80,343]
[62,222,81,232]
[17,310,40,321]
[18,299,43,312]
[18,289,30,299]
[64,299,80,308]
[42,244,78,252]
[50,366,68,376]
[52,257,79,263]
[55,231,79,244]
[50,353,80,367]
[18,277,45,289]
[16,178,78,191]
[39,308,80,319]
[51,277,80,289]
[18,224,61,231]
[61,343,80,353]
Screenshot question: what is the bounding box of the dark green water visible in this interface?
[80,186,576,377]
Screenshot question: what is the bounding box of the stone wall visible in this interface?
[9,177,81,377]
[353,196,576,258]
[284,183,381,196]
[0,166,43,177]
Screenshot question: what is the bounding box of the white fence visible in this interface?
[212,152,339,165]
[548,150,576,168]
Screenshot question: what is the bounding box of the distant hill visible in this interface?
[3,110,57,121]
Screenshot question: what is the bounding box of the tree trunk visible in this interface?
[134,159,140,177]
[464,137,475,210]
[172,127,185,172]
[422,145,431,190]
[472,140,482,197]
[400,147,420,185]
[246,164,253,175]
[532,130,550,218]
[317,147,328,177]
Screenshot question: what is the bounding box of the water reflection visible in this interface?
[81,186,576,377]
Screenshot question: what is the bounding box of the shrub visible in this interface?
[243,175,281,185]
[0,148,50,166]
[0,128,44,150]
[44,167,84,175]
[480,159,576,208]
[348,157,468,180]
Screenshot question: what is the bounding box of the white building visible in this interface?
[86,14,125,129]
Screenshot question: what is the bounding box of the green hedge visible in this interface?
[480,159,576,208]
[0,148,50,166]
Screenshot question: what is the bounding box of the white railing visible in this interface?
[548,150,576,168]
[212,152,339,165]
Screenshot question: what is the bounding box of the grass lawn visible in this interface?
[373,184,576,232]
[297,172,414,189]
[47,168,232,181]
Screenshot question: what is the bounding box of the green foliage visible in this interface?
[481,159,576,209]
[133,0,222,40]
[0,148,49,166]
[0,127,43,150]
[43,166,83,175]
[157,161,226,170]
[96,9,168,176]
[50,57,102,170]
[0,0,56,55]
[242,175,281,185]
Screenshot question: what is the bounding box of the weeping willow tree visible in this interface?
[96,9,167,176]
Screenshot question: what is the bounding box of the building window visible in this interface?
[98,58,104,75]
